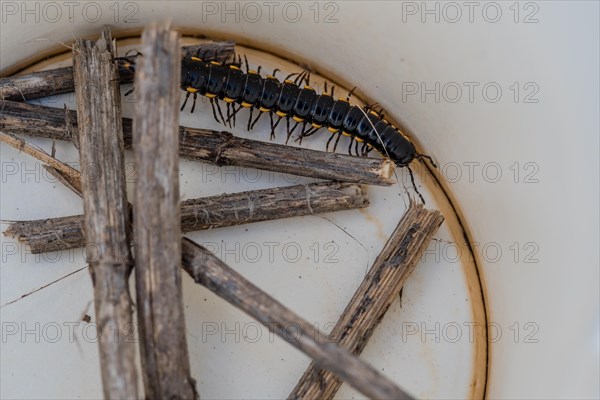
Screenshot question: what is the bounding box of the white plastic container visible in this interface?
[1,2,598,399]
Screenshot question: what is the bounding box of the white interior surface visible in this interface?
[1,2,599,399]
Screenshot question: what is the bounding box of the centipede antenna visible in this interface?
[418,154,438,168]
[190,93,198,114]
[181,91,190,111]
[407,165,425,203]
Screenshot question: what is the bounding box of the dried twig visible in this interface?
[0,131,82,193]
[289,202,444,399]
[181,237,414,400]
[72,27,138,399]
[4,182,369,254]
[0,100,395,185]
[0,42,234,101]
[132,22,197,399]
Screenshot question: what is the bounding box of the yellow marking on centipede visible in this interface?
[311,123,322,128]
[342,131,352,137]
[304,86,313,90]
[248,69,258,74]
[205,93,217,98]
[369,110,379,116]
[355,137,364,142]
[191,57,202,61]
[229,65,240,70]
[259,107,271,112]
[123,62,131,69]
[210,61,221,66]
[293,116,304,123]
[186,87,199,93]
[223,97,235,103]
[241,101,253,108]
[267,75,277,80]
[321,93,332,97]
[284,79,294,84]
[338,98,348,102]
[328,127,339,133]
[276,111,287,117]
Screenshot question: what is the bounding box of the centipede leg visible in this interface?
[354,139,360,156]
[293,71,305,85]
[285,117,292,144]
[361,143,368,156]
[181,91,191,111]
[272,114,283,140]
[346,86,357,101]
[190,93,198,114]
[332,132,342,152]
[303,72,311,86]
[269,112,276,140]
[215,99,226,125]
[250,111,263,130]
[244,54,250,73]
[209,99,220,123]
[247,107,254,131]
[226,103,232,128]
[326,132,335,152]
[227,104,241,126]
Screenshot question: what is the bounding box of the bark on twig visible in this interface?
[132,22,197,400]
[181,237,414,400]
[289,202,444,400]
[4,182,369,254]
[72,27,138,399]
[0,100,394,186]
[0,41,234,101]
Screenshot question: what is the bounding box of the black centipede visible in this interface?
[121,50,436,201]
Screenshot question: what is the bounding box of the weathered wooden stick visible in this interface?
[289,202,444,399]
[181,237,414,400]
[0,100,394,186]
[4,182,369,254]
[0,41,234,101]
[72,28,138,399]
[132,23,197,400]
[0,131,82,193]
